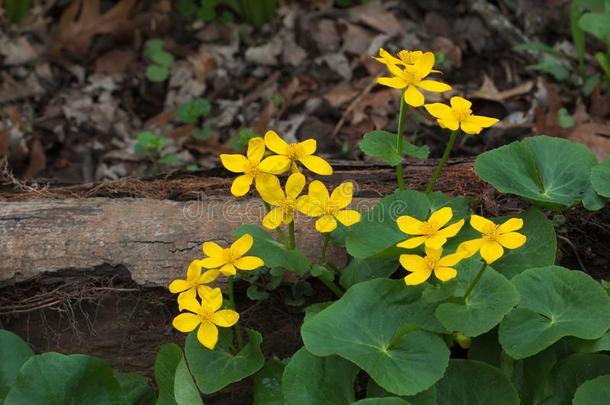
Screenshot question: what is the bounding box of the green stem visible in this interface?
[227,277,244,351]
[396,90,408,190]
[263,201,288,245]
[320,233,331,264]
[288,221,296,249]
[425,130,459,193]
[463,262,488,301]
[320,277,344,298]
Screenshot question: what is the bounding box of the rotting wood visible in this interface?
[0,159,486,287]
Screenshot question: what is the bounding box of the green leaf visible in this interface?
[526,61,571,81]
[474,135,598,209]
[358,131,428,166]
[281,348,359,405]
[353,398,411,405]
[235,225,311,275]
[573,375,610,405]
[595,51,610,80]
[499,266,610,359]
[434,360,519,405]
[579,12,610,43]
[301,279,449,396]
[253,357,285,405]
[160,154,180,165]
[185,328,264,394]
[247,283,269,301]
[154,343,202,405]
[367,379,436,405]
[570,330,610,353]
[345,190,430,259]
[176,99,211,124]
[557,108,574,128]
[4,0,31,24]
[192,126,212,141]
[114,372,155,405]
[153,51,175,68]
[545,353,610,405]
[0,330,34,401]
[435,260,519,337]
[146,65,170,82]
[591,158,610,198]
[468,329,502,368]
[145,39,164,56]
[311,264,334,282]
[4,353,124,405]
[339,257,398,289]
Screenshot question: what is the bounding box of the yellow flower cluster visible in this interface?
[222,130,361,234]
[396,209,526,286]
[169,234,264,349]
[375,48,498,134]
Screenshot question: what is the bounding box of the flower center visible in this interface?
[278,197,296,211]
[222,249,236,263]
[424,256,438,271]
[198,306,215,321]
[399,51,418,65]
[420,221,438,235]
[285,144,299,160]
[453,107,472,122]
[484,225,500,241]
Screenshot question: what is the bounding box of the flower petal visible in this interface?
[264,130,289,155]
[437,252,464,267]
[299,155,333,175]
[285,172,306,199]
[316,214,337,233]
[220,154,248,173]
[457,238,483,258]
[199,269,220,284]
[262,207,284,230]
[424,103,453,120]
[377,76,408,89]
[334,210,361,227]
[234,256,264,271]
[169,279,190,294]
[246,137,265,164]
[413,51,435,78]
[259,156,291,174]
[464,114,498,129]
[424,246,443,260]
[173,313,201,332]
[231,233,253,257]
[417,80,451,92]
[220,263,237,276]
[497,218,524,233]
[470,215,496,234]
[429,207,453,229]
[231,174,254,197]
[404,85,425,107]
[186,259,203,281]
[397,235,428,249]
[439,117,460,131]
[201,256,227,269]
[434,266,457,282]
[460,121,483,135]
[203,242,224,259]
[212,309,240,327]
[450,96,472,111]
[197,285,213,298]
[202,287,223,312]
[296,139,316,157]
[497,232,527,249]
[296,195,325,217]
[399,254,428,273]
[330,182,354,210]
[424,235,448,250]
[437,219,465,239]
[177,288,198,311]
[308,180,330,206]
[197,320,219,350]
[480,240,504,264]
[256,174,284,204]
[375,48,403,66]
[396,215,424,235]
[404,269,432,286]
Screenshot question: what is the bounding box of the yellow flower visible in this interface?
[220,137,287,197]
[258,130,333,175]
[200,234,264,275]
[169,259,219,304]
[297,180,361,233]
[457,215,527,264]
[400,246,463,285]
[172,287,239,350]
[376,51,451,107]
[396,207,465,250]
[256,172,307,230]
[424,96,499,135]
[374,48,424,67]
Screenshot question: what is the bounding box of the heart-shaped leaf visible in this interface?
[474,135,598,209]
[154,343,202,405]
[591,158,610,198]
[253,357,285,405]
[302,279,449,396]
[114,372,155,405]
[435,260,519,337]
[0,330,33,401]
[185,328,264,394]
[545,353,610,404]
[339,257,398,289]
[499,266,610,359]
[359,130,429,166]
[282,348,359,405]
[573,375,610,405]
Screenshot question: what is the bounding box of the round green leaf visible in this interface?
[185,328,264,394]
[579,12,610,43]
[358,130,429,166]
[353,398,411,405]
[301,279,449,396]
[282,348,359,405]
[499,266,610,359]
[435,360,519,405]
[0,330,33,401]
[435,260,519,337]
[573,375,610,405]
[474,135,598,208]
[590,158,610,198]
[339,257,398,289]
[253,357,285,405]
[4,353,124,405]
[546,353,610,405]
[154,343,202,405]
[570,330,610,353]
[114,372,155,405]
[146,64,170,82]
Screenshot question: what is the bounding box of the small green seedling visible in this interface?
[176,98,213,141]
[144,39,175,82]
[134,131,179,171]
[229,128,259,151]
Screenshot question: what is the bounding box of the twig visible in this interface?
[332,75,380,139]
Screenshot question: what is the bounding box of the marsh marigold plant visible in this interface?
[458,215,527,264]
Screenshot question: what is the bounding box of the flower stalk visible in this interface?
[463,261,488,301]
[288,221,296,249]
[227,277,245,351]
[396,90,408,190]
[425,130,458,193]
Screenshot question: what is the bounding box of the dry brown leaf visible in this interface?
[470,74,534,102]
[53,0,137,55]
[590,86,610,119]
[432,37,462,68]
[94,49,136,75]
[348,2,402,35]
[323,83,360,108]
[23,138,46,180]
[568,123,610,161]
[533,83,568,137]
[351,90,393,125]
[188,52,218,82]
